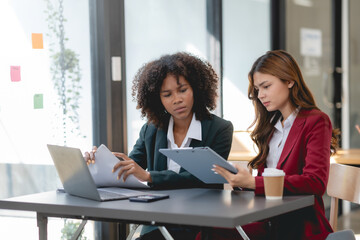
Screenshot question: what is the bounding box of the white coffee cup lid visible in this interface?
[262,168,285,177]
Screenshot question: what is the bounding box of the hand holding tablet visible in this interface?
[159,147,237,184]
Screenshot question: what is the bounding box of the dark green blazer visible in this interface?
[129,114,233,189]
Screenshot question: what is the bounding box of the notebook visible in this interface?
[159,147,238,184]
[47,144,146,201]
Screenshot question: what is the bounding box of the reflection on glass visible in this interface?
[0,1,93,239]
[222,0,270,131]
[349,0,360,148]
[45,0,87,146]
[125,0,207,152]
[0,0,92,196]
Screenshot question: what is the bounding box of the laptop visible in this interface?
[47,144,146,201]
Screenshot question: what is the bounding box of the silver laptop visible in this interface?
[47,144,145,201]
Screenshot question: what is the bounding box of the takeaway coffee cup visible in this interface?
[262,168,285,200]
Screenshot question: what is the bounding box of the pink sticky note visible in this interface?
[10,66,21,82]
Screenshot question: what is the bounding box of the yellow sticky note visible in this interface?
[32,33,43,49]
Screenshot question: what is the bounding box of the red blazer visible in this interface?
[254,108,333,240]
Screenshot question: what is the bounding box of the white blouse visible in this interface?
[266,109,299,168]
[166,113,202,173]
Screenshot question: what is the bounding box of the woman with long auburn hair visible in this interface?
[197,50,339,240]
[247,50,338,170]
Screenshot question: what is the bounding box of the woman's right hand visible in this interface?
[84,146,98,165]
[213,164,255,189]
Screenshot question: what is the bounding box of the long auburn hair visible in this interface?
[247,50,339,169]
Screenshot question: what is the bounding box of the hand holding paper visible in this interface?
[88,144,149,188]
[111,152,152,183]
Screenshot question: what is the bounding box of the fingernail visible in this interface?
[214,172,218,174]
[211,168,215,171]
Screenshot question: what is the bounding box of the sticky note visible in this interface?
[10,66,21,82]
[32,33,44,49]
[34,94,44,109]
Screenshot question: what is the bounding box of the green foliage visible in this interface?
[61,220,87,240]
[44,0,85,141]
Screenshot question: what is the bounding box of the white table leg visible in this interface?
[126,224,141,240]
[236,225,250,240]
[70,220,87,240]
[158,226,174,240]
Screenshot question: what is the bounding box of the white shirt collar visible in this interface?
[274,107,299,132]
[167,113,202,148]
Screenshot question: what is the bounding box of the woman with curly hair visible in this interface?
[196,50,339,240]
[85,52,233,239]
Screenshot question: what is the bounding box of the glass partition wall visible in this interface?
[0,0,93,238]
[222,0,270,130]
[124,0,208,152]
[0,0,92,198]
[222,0,270,155]
[285,0,334,127]
[349,0,360,148]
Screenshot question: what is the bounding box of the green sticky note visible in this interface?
[34,94,43,109]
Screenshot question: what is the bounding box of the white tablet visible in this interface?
[159,147,237,184]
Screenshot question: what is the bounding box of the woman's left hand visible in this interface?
[213,164,255,189]
[112,153,152,183]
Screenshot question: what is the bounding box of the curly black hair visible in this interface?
[132,52,219,129]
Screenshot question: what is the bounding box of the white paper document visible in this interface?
[88,144,149,188]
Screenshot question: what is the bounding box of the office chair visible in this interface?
[326,229,356,240]
[325,163,360,240]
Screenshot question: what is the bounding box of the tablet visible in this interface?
[159,147,237,184]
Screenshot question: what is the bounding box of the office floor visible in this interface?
[124,217,360,240]
[0,209,358,239]
[338,208,360,239]
[0,210,95,240]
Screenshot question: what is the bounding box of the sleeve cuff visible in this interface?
[254,176,265,195]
